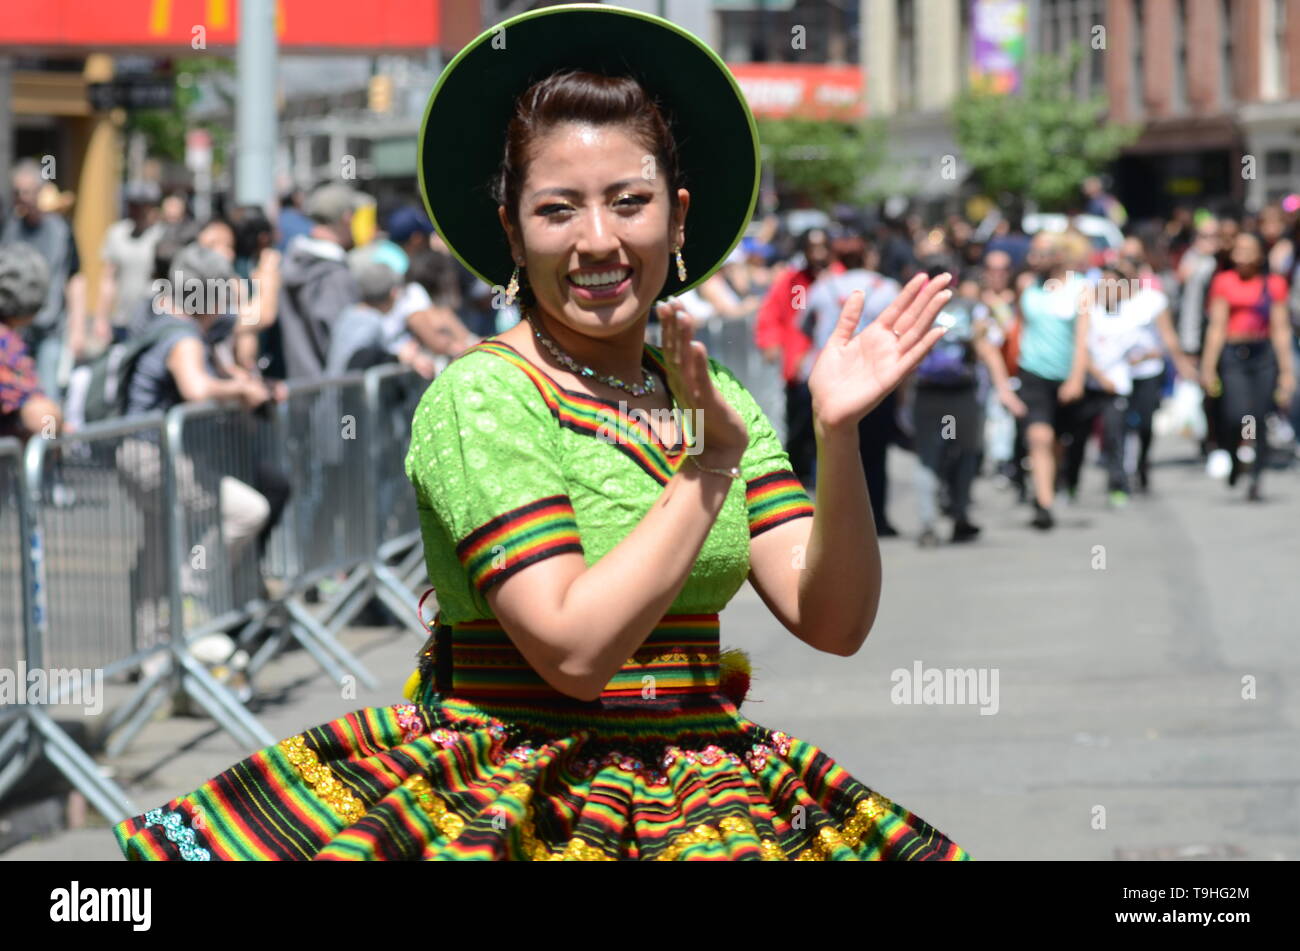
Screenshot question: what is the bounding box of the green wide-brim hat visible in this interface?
[417,2,760,300]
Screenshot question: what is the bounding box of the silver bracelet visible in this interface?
[687,455,743,481]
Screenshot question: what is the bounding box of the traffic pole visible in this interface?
[236,0,278,212]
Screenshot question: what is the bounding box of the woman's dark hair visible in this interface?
[491,69,684,306]
[233,206,273,262]
[797,227,830,259]
[153,220,203,281]
[408,247,463,309]
[830,233,867,271]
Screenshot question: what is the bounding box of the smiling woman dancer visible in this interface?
[113,3,969,861]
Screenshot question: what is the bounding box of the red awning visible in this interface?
[0,0,439,52]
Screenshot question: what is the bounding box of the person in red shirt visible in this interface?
[755,227,841,488]
[1201,231,1296,500]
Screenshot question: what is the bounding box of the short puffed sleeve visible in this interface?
[404,351,582,597]
[708,358,815,538]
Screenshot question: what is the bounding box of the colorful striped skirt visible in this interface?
[113,614,970,861]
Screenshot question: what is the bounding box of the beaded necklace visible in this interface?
[525,308,657,397]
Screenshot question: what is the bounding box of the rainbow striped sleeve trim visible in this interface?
[745,470,815,538]
[456,495,584,593]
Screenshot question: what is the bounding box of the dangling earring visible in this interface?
[504,265,520,306]
[674,246,687,282]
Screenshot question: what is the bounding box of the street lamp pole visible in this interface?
[236,0,279,211]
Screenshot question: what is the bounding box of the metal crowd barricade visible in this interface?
[0,434,138,822]
[1,438,24,673]
[677,311,788,445]
[242,375,379,689]
[21,415,274,768]
[361,365,430,637]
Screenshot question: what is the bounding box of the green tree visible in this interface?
[123,58,235,177]
[952,43,1140,211]
[757,116,887,208]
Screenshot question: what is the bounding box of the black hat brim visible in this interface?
[417,2,760,300]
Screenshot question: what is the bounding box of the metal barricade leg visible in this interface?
[174,649,277,749]
[371,562,424,635]
[315,563,373,635]
[26,706,137,822]
[282,597,378,690]
[400,545,428,591]
[0,719,37,803]
[103,662,174,759]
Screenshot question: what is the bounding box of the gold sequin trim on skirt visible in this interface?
[402,774,467,841]
[393,772,891,861]
[793,792,892,860]
[278,735,366,825]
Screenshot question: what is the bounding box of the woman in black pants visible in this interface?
[1201,233,1296,500]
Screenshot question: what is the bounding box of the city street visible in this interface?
[6,431,1297,861]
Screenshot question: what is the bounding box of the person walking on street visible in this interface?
[805,230,904,535]
[1201,232,1296,501]
[909,258,1025,547]
[1016,232,1090,529]
[755,226,839,489]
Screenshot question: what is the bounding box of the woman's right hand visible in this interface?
[656,298,748,468]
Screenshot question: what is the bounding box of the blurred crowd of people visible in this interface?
[0,167,519,448]
[4,164,1299,560]
[754,196,1299,544]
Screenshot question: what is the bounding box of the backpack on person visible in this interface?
[915,298,978,387]
[64,316,198,426]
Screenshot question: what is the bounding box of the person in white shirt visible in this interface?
[1084,261,1195,502]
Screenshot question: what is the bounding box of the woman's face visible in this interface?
[199,222,235,262]
[498,121,687,338]
[1231,233,1262,271]
[1220,219,1240,251]
[1027,234,1060,274]
[1259,207,1284,242]
[982,251,1012,290]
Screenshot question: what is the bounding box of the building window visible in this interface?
[1172,0,1188,112]
[1130,0,1145,117]
[1276,0,1290,100]
[1088,0,1106,95]
[717,1,860,66]
[897,0,916,111]
[1220,0,1234,105]
[310,135,331,169]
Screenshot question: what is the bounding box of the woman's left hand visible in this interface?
[807,272,952,431]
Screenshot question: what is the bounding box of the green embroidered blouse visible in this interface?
[403,337,814,625]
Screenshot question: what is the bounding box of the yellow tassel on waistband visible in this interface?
[718,647,752,708]
[402,668,421,702]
